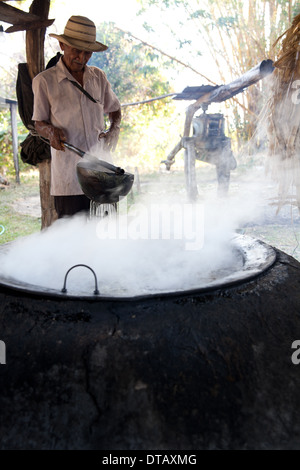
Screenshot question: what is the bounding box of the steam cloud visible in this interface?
[0,180,268,297]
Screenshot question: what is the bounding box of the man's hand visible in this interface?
[47,126,67,151]
[99,124,120,152]
[34,121,66,151]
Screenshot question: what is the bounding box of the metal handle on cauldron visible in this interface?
[63,142,125,175]
[61,264,100,295]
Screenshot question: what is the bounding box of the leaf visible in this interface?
[190,9,211,20]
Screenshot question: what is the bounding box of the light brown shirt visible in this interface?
[32,57,120,195]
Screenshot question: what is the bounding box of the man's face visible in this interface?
[60,42,93,73]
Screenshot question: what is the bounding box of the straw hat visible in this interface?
[49,15,108,52]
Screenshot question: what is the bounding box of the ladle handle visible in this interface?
[63,141,125,175]
[63,141,85,157]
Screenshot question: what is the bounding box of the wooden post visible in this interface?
[25,0,48,79]
[25,0,57,229]
[183,138,198,201]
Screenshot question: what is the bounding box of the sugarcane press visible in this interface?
[182,109,237,200]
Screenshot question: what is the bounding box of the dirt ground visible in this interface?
[12,195,41,218]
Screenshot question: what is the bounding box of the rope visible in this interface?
[121,93,178,107]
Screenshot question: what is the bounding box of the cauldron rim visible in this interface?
[0,235,277,301]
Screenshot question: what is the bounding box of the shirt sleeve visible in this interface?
[102,73,121,114]
[32,74,51,122]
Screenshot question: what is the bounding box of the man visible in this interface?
[32,15,121,218]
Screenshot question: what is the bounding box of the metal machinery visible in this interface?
[182,109,237,200]
[162,59,274,201]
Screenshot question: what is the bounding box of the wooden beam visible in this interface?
[0,2,41,24]
[183,59,274,137]
[207,59,274,104]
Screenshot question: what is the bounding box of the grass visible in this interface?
[0,169,41,244]
[241,224,300,260]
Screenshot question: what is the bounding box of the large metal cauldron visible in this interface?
[1,237,300,450]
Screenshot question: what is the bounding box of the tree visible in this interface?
[89,22,180,170]
[136,0,300,148]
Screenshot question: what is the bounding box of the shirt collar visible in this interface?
[56,56,96,84]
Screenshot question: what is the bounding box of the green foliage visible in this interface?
[190,10,212,20]
[215,16,237,30]
[92,23,172,101]
[0,109,29,178]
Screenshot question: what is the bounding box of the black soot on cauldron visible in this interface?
[1,233,300,450]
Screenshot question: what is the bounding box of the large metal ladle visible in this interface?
[62,141,134,204]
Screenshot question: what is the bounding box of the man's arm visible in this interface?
[34,121,66,151]
[108,108,122,129]
[99,108,122,152]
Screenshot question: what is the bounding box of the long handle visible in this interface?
[63,141,124,175]
[63,141,85,157]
